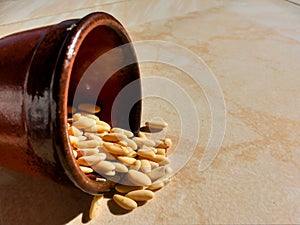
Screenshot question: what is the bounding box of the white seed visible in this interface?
[76,148,99,156]
[118,140,128,147]
[68,126,83,137]
[85,124,110,133]
[148,160,159,169]
[95,177,107,182]
[156,148,166,156]
[104,170,116,176]
[103,142,129,156]
[73,116,96,129]
[96,120,111,130]
[75,140,99,148]
[118,156,136,166]
[111,127,134,138]
[72,150,78,159]
[132,137,155,148]
[84,133,103,145]
[114,184,143,194]
[79,166,93,173]
[102,133,127,142]
[78,103,101,113]
[111,162,129,173]
[158,156,170,166]
[127,150,137,158]
[98,146,116,160]
[138,132,147,139]
[92,160,116,174]
[147,180,164,191]
[129,159,141,171]
[125,189,154,201]
[127,170,152,186]
[124,138,138,151]
[145,120,168,130]
[148,154,167,163]
[73,113,81,121]
[113,194,137,211]
[137,149,156,159]
[77,153,106,166]
[147,166,171,181]
[140,159,151,173]
[89,195,104,219]
[69,135,78,146]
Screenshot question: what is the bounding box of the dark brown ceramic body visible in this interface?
[0,12,141,195]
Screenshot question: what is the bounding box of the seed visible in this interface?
[72,150,78,159]
[84,133,103,144]
[127,150,137,158]
[111,162,129,173]
[156,148,166,156]
[113,194,137,211]
[85,124,110,133]
[138,132,147,139]
[104,170,116,176]
[103,142,129,156]
[158,156,170,166]
[118,140,128,147]
[98,146,117,160]
[163,138,172,149]
[148,161,159,169]
[89,194,104,219]
[118,156,136,166]
[127,170,152,186]
[114,184,143,194]
[76,148,99,156]
[148,154,166,163]
[73,116,96,129]
[78,103,101,113]
[111,127,134,138]
[140,159,151,173]
[96,120,111,130]
[79,166,93,173]
[125,139,138,151]
[137,149,156,159]
[132,137,155,148]
[102,133,127,142]
[75,140,99,148]
[72,113,81,121]
[129,159,141,171]
[77,153,106,166]
[69,135,78,146]
[147,166,171,181]
[92,160,116,174]
[68,126,83,137]
[147,180,165,191]
[95,177,107,182]
[125,190,154,201]
[145,120,168,130]
[83,113,101,121]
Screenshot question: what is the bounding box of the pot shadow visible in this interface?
[0,167,93,225]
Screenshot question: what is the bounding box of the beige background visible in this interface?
[1,0,300,224]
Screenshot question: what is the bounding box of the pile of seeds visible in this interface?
[67,104,173,219]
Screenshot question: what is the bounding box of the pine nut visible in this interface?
[79,166,93,174]
[111,127,134,138]
[127,170,152,186]
[73,116,96,129]
[114,184,143,194]
[77,153,106,166]
[103,142,129,156]
[113,194,137,211]
[129,159,141,171]
[102,133,127,142]
[125,189,154,201]
[145,120,168,130]
[89,195,104,219]
[75,140,99,148]
[117,156,136,166]
[137,149,156,159]
[76,148,99,156]
[140,159,151,173]
[92,160,115,174]
[68,126,83,137]
[111,162,129,173]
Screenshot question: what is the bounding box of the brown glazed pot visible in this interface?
[0,12,141,195]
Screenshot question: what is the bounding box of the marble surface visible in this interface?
[1,0,300,224]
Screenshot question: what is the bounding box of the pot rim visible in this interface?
[56,12,137,195]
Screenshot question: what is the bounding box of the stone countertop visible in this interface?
[0,0,300,224]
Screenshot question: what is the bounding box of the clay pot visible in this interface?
[0,12,141,195]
